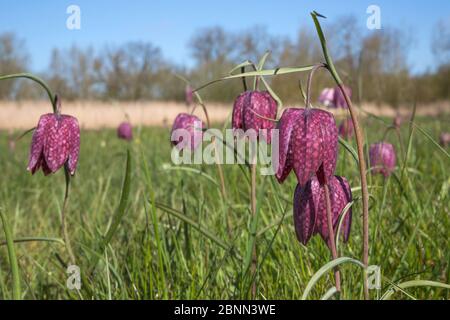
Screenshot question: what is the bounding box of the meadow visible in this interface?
[0,112,448,300]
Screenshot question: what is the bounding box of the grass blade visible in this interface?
[0,208,21,300]
[301,257,365,300]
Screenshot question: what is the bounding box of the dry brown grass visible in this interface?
[0,100,448,130]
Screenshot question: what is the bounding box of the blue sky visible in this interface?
[1,0,449,73]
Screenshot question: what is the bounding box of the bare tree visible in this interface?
[0,33,29,99]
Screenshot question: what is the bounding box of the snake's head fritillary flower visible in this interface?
[369,142,396,177]
[171,113,204,151]
[232,90,278,143]
[333,85,352,109]
[393,114,403,128]
[117,122,133,141]
[185,85,193,106]
[439,132,450,147]
[28,113,80,176]
[338,117,354,140]
[293,176,352,248]
[276,107,338,186]
[318,88,335,107]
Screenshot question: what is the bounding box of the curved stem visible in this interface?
[339,83,370,299]
[311,12,370,299]
[305,63,326,108]
[0,73,57,112]
[62,167,76,264]
[323,184,341,293]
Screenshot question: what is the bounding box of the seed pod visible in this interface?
[369,142,396,177]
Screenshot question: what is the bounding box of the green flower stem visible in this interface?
[0,73,57,112]
[323,184,341,293]
[311,12,371,299]
[0,208,21,300]
[62,167,76,264]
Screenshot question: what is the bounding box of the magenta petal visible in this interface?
[43,116,70,173]
[28,114,54,174]
[171,113,204,151]
[117,122,133,141]
[314,176,353,246]
[275,108,304,183]
[234,91,277,143]
[293,179,320,245]
[232,91,248,130]
[369,142,396,177]
[292,110,322,186]
[316,110,338,184]
[64,116,80,175]
[334,176,352,242]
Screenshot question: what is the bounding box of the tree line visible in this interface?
[1,16,449,107]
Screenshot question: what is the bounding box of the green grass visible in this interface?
[0,114,448,300]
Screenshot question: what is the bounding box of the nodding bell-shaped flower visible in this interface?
[232,90,278,143]
[276,107,338,186]
[332,85,352,109]
[393,114,403,128]
[439,132,450,147]
[117,122,133,141]
[171,113,204,151]
[28,111,80,176]
[338,117,354,140]
[293,176,352,247]
[318,88,335,107]
[369,142,396,177]
[185,85,193,106]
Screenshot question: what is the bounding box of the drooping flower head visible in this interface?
[171,113,204,151]
[293,176,352,247]
[332,85,352,109]
[439,132,450,147]
[28,111,80,176]
[276,107,338,186]
[232,90,278,143]
[369,142,396,177]
[338,117,354,140]
[393,114,403,128]
[318,88,335,107]
[117,122,133,141]
[185,85,193,106]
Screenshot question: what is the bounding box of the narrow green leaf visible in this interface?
[301,257,365,300]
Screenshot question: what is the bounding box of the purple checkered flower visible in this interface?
[369,142,396,177]
[293,175,352,248]
[332,85,352,109]
[338,117,354,140]
[439,132,450,147]
[276,107,338,186]
[28,113,80,176]
[171,113,204,151]
[117,122,133,141]
[318,88,335,107]
[232,90,278,143]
